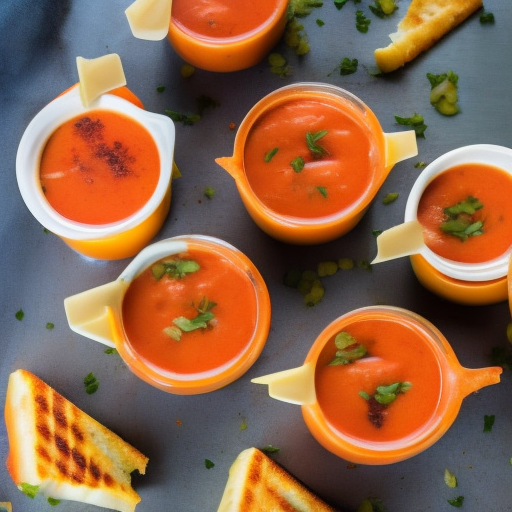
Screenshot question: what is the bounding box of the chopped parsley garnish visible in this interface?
[289,0,324,17]
[316,186,328,198]
[447,496,464,508]
[164,297,217,341]
[306,130,329,157]
[316,18,325,26]
[19,482,39,499]
[394,113,427,138]
[480,10,495,24]
[84,372,99,394]
[261,445,280,453]
[444,469,458,488]
[165,109,201,125]
[317,261,338,277]
[372,229,382,237]
[382,192,398,205]
[427,70,459,116]
[15,309,24,321]
[204,186,215,199]
[291,156,305,172]
[369,0,398,18]
[47,497,61,506]
[334,0,361,9]
[104,347,118,355]
[205,459,215,469]
[46,322,54,330]
[268,53,290,77]
[156,85,165,93]
[335,57,358,76]
[284,18,310,55]
[414,161,427,168]
[264,147,279,162]
[180,64,195,77]
[196,95,219,116]
[152,258,200,280]
[484,414,495,432]
[355,10,371,33]
[328,331,368,365]
[240,417,248,430]
[440,196,484,241]
[360,382,411,428]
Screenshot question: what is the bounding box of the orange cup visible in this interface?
[216,83,417,244]
[167,0,289,72]
[253,306,501,464]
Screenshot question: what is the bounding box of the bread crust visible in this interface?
[375,0,483,72]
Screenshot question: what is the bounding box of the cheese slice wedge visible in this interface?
[76,54,127,108]
[125,0,173,41]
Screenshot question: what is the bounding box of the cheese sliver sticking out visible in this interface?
[125,0,173,41]
[76,54,127,108]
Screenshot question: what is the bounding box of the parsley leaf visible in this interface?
[19,482,39,499]
[290,156,305,172]
[356,10,371,33]
[369,0,398,18]
[427,70,459,115]
[338,57,358,75]
[394,113,428,138]
[165,110,201,125]
[306,130,329,157]
[480,10,495,24]
[382,192,398,205]
[264,147,279,162]
[205,459,215,469]
[84,372,99,394]
[15,309,24,321]
[152,258,200,280]
[484,414,495,432]
[447,496,464,508]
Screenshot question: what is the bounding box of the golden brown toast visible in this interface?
[374,0,483,72]
[217,447,339,512]
[4,369,148,512]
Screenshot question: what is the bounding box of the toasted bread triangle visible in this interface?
[375,0,483,72]
[217,447,339,512]
[4,369,148,512]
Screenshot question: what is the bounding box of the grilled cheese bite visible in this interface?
[4,369,148,512]
[217,447,340,512]
[374,0,483,72]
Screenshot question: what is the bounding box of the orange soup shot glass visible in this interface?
[16,84,176,260]
[216,83,418,245]
[64,235,271,394]
[373,144,512,305]
[252,306,501,465]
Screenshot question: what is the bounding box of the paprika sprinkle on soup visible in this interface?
[39,110,160,225]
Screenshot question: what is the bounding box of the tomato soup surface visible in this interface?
[39,110,160,225]
[122,246,258,376]
[315,318,442,443]
[171,0,282,40]
[243,94,380,219]
[417,163,512,264]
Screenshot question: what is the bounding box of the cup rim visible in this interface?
[404,144,512,281]
[16,86,175,240]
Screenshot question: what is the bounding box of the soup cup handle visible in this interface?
[215,156,244,181]
[64,280,128,348]
[384,131,418,168]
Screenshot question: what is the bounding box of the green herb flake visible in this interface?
[382,192,399,205]
[329,331,368,365]
[484,414,495,432]
[334,0,349,9]
[357,260,372,271]
[441,196,484,241]
[46,322,55,330]
[290,156,305,172]
[84,372,99,394]
[264,147,279,162]
[289,0,324,17]
[338,257,355,270]
[240,418,248,431]
[427,70,459,116]
[196,95,219,116]
[261,445,280,453]
[156,85,165,93]
[47,497,61,506]
[165,109,201,125]
[19,482,39,499]
[167,297,216,338]
[205,459,215,469]
[372,230,382,237]
[447,496,464,508]
[357,497,384,512]
[338,57,358,75]
[316,18,325,26]
[284,17,310,55]
[394,113,427,138]
[268,53,290,77]
[444,468,458,488]
[306,130,329,158]
[316,186,328,198]
[480,10,495,24]
[414,161,427,168]
[369,0,398,18]
[355,10,371,33]
[317,261,338,277]
[304,279,325,307]
[152,258,200,280]
[15,309,24,321]
[204,186,215,199]
[104,347,118,355]
[180,63,196,78]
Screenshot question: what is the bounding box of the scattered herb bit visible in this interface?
[360,382,411,427]
[369,0,398,18]
[484,414,495,432]
[240,418,248,431]
[284,17,310,55]
[47,497,61,506]
[163,325,183,342]
[444,468,458,488]
[165,109,201,125]
[441,196,484,241]
[447,496,464,508]
[394,113,427,138]
[204,186,215,199]
[264,147,279,162]
[355,10,371,33]
[165,297,217,341]
[329,331,368,365]
[334,0,361,9]
[152,258,200,280]
[304,279,325,307]
[268,52,290,77]
[43,227,51,234]
[338,57,358,75]
[480,10,495,24]
[196,95,219,116]
[20,483,39,499]
[372,230,382,237]
[306,130,329,158]
[46,322,54,330]
[316,18,325,26]
[357,260,372,271]
[414,161,427,168]
[104,347,118,355]
[357,497,385,512]
[84,372,99,394]
[427,70,459,116]
[156,85,165,93]
[180,63,195,77]
[286,269,325,307]
[338,257,355,269]
[382,192,399,205]
[288,0,324,17]
[290,156,305,172]
[205,459,215,469]
[317,186,328,198]
[15,309,24,321]
[318,261,338,277]
[261,445,280,453]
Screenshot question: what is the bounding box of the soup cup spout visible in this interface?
[454,365,502,400]
[251,363,316,405]
[383,130,418,170]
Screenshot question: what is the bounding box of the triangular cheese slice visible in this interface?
[374,0,483,72]
[125,0,173,41]
[4,369,148,512]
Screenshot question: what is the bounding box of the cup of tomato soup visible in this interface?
[403,144,512,305]
[253,306,501,464]
[16,84,176,260]
[167,0,289,72]
[64,235,271,394]
[216,83,418,244]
